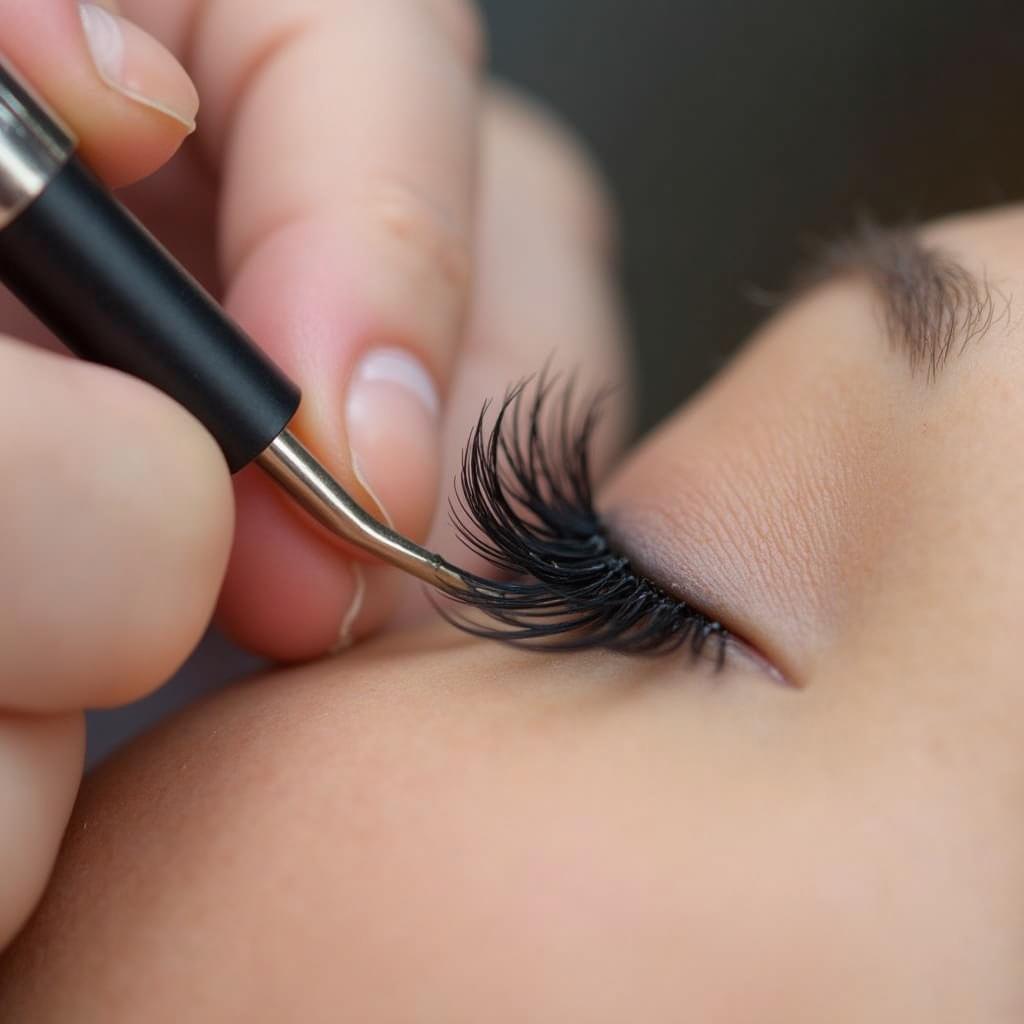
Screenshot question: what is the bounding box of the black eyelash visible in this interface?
[440,373,730,663]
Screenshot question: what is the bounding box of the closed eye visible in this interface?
[438,373,734,666]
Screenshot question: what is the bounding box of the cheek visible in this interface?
[5,646,1020,1022]
[439,744,1019,1022]
[300,731,1008,1021]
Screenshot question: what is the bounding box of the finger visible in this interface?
[1,0,199,186]
[0,339,233,713]
[133,0,485,660]
[0,713,81,951]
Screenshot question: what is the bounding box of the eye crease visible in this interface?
[438,374,733,666]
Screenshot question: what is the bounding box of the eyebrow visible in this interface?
[798,220,1007,377]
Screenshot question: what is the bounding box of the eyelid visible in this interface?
[440,373,784,676]
[605,521,793,685]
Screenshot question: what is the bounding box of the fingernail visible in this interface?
[79,3,200,132]
[345,347,442,529]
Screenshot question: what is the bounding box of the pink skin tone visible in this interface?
[5,216,1024,1016]
[4,2,1020,1018]
[0,0,623,981]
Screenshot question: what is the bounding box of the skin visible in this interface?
[1,2,1022,1020]
[6,217,1024,1018]
[0,0,621,967]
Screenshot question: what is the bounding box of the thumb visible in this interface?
[2,0,199,187]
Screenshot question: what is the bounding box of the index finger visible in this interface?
[122,0,486,659]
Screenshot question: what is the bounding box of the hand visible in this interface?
[0,0,231,954]
[136,0,629,659]
[0,0,628,953]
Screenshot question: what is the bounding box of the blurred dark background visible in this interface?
[87,0,1024,762]
[482,0,1024,428]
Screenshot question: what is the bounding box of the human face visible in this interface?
[3,207,1023,1021]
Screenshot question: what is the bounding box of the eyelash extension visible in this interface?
[440,373,730,663]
